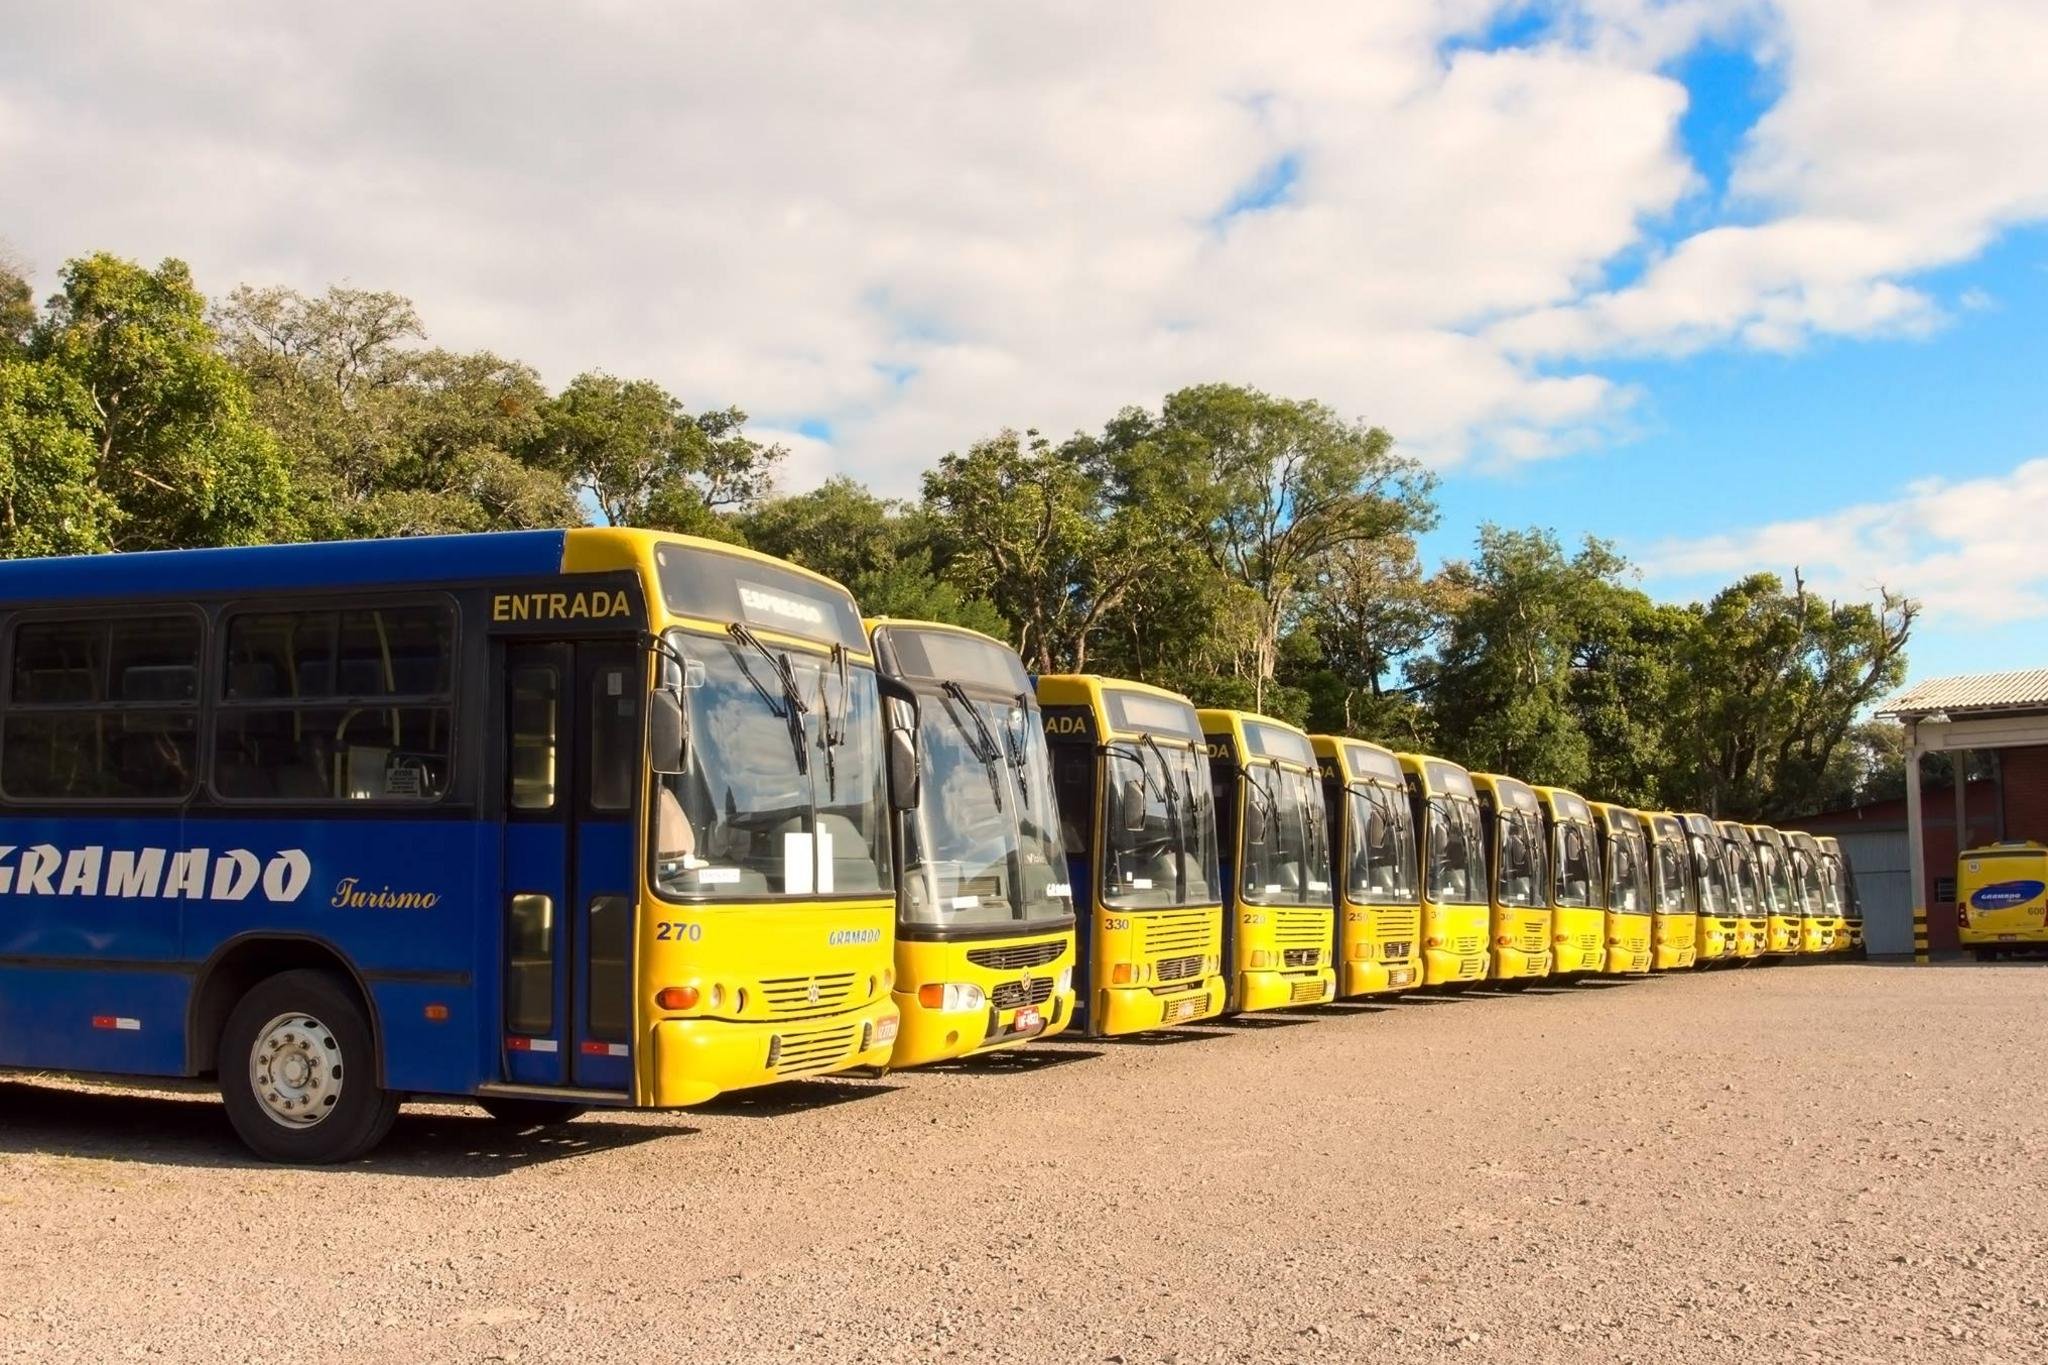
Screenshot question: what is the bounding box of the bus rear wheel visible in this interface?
[219,970,399,1164]
[478,1099,590,1129]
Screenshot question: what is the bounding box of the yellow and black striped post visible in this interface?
[1913,906,1930,964]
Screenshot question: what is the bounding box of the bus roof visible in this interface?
[1398,752,1476,798]
[1534,786,1592,823]
[1472,772,1540,812]
[1590,800,1642,833]
[1198,709,1317,770]
[1311,735,1405,787]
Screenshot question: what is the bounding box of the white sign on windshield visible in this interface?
[783,830,837,895]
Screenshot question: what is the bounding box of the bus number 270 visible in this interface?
[654,921,704,942]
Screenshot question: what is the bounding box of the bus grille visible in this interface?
[1453,955,1487,981]
[768,1024,857,1077]
[1274,910,1328,945]
[1569,931,1600,961]
[1155,954,1205,983]
[1514,924,1548,952]
[966,941,1065,972]
[1373,907,1421,939]
[1289,978,1329,1004]
[1282,948,1321,969]
[1140,911,1213,956]
[989,977,1055,1010]
[759,972,856,1016]
[1451,933,1485,956]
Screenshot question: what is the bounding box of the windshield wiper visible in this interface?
[1003,693,1032,812]
[728,623,809,776]
[1139,732,1191,902]
[817,643,850,799]
[940,680,1004,810]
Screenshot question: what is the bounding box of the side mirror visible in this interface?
[887,726,919,812]
[1120,778,1148,833]
[649,690,687,776]
[1244,799,1268,846]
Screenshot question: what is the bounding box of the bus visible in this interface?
[1718,822,1768,961]
[1535,786,1606,976]
[1818,836,1863,953]
[1591,803,1653,974]
[1747,825,1803,956]
[1396,753,1491,985]
[1311,736,1423,996]
[1471,773,1552,982]
[0,529,908,1162]
[1038,676,1226,1033]
[1678,813,1737,964]
[868,619,1077,1066]
[1638,811,1699,970]
[1785,830,1842,953]
[1200,710,1336,1012]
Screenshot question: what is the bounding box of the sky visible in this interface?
[3,1,2045,688]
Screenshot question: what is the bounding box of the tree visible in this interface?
[923,429,1163,672]
[27,253,294,551]
[218,284,574,536]
[535,373,782,532]
[1,254,32,359]
[1100,383,1434,711]
[1413,528,1633,787]
[740,477,1004,634]
[0,357,113,556]
[1288,533,1452,741]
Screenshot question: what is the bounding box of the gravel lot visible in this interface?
[5,961,2048,1364]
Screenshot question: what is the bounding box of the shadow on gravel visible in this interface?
[0,1080,679,1175]
[926,1046,1105,1076]
[1100,1026,1231,1047]
[691,1075,899,1119]
[1212,1012,1320,1030]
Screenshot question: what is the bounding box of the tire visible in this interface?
[478,1099,590,1129]
[219,969,399,1164]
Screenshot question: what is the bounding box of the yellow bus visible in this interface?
[1747,825,1804,956]
[1818,836,1863,953]
[1396,753,1492,985]
[1037,676,1227,1034]
[1678,813,1738,964]
[1200,711,1337,1012]
[1472,773,1553,982]
[1639,811,1700,970]
[1717,822,1768,961]
[1591,803,1654,974]
[1535,786,1606,975]
[1312,736,1424,996]
[867,619,1078,1067]
[1786,830,1843,953]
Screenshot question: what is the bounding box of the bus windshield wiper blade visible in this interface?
[728,622,809,776]
[940,680,1004,810]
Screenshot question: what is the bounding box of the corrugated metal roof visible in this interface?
[1878,667,2048,718]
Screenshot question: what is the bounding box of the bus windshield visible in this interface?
[1652,837,1693,915]
[1758,843,1795,918]
[651,633,891,900]
[1726,843,1761,917]
[1345,783,1417,904]
[1794,851,1825,916]
[1427,795,1488,906]
[1103,737,1220,909]
[1820,859,1844,917]
[1608,830,1650,913]
[1552,819,1603,908]
[1239,764,1330,906]
[900,687,1072,928]
[1689,833,1729,916]
[1494,807,1547,908]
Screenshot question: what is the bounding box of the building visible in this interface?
[1801,669,2048,956]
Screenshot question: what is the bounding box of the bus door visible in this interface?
[498,639,640,1092]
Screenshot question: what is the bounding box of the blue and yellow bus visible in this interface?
[1200,709,1336,1013]
[867,619,1076,1066]
[1037,675,1227,1034]
[0,529,908,1161]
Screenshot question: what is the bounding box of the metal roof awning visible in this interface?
[1879,667,2048,720]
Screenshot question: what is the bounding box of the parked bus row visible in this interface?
[0,530,1863,1162]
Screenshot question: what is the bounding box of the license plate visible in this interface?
[1011,1007,1043,1034]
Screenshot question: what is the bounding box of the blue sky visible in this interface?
[4,2,2044,691]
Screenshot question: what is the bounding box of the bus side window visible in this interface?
[587,660,636,814]
[1051,748,1092,863]
[2,614,202,802]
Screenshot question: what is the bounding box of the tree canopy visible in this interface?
[0,247,1920,818]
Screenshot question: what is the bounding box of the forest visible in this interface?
[0,250,1917,820]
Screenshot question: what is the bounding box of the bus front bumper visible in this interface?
[649,996,900,1107]
[1422,947,1489,985]
[1095,974,1226,1036]
[1234,968,1336,1013]
[1491,943,1552,979]
[1339,957,1422,996]
[887,987,1078,1070]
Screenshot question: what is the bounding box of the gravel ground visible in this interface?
[5,961,2048,1364]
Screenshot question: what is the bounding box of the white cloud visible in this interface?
[2,1,2045,495]
[1639,457,2048,625]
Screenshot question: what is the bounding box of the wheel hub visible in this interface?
[249,1012,343,1129]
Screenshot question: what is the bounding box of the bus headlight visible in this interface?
[916,983,987,1013]
[1055,966,1073,994]
[1249,950,1273,969]
[1203,955,1221,977]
